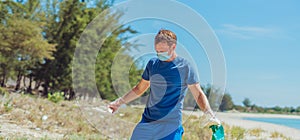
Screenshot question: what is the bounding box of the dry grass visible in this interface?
[10,95,95,134]
[182,115,212,140]
[117,106,144,123]
[0,92,107,139]
[248,128,264,137]
[0,92,293,140]
[270,131,291,140]
[228,126,246,139]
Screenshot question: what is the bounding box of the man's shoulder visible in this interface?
[144,57,159,68]
[149,57,159,62]
[176,56,187,61]
[148,57,159,64]
[175,56,190,65]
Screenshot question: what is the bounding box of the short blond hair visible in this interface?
[155,29,177,46]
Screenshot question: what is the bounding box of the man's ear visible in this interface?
[171,43,176,50]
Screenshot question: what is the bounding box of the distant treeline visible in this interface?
[183,85,300,114]
[234,98,300,114]
[0,0,141,100]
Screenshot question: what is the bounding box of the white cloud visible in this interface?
[217,24,278,39]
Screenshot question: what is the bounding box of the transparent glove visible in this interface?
[200,110,221,127]
[207,116,221,126]
[107,97,125,114]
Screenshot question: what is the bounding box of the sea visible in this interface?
[243,117,300,130]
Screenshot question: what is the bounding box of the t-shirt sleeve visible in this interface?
[186,62,199,85]
[142,60,151,81]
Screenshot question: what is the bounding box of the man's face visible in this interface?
[155,42,175,55]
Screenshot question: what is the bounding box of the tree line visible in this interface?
[237,98,300,114]
[0,0,140,101]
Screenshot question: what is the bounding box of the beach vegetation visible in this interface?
[248,128,264,137]
[3,99,13,113]
[1,92,293,139]
[270,131,289,139]
[47,92,64,103]
[243,98,252,108]
[0,87,8,95]
[233,100,300,115]
[0,0,140,102]
[229,126,246,139]
[219,93,234,111]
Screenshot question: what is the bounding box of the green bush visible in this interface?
[0,87,8,95]
[48,92,64,103]
[4,99,13,112]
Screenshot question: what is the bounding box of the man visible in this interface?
[109,29,220,139]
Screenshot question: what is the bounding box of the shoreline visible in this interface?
[216,112,300,139]
[218,112,300,119]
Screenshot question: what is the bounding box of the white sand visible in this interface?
[216,112,300,139]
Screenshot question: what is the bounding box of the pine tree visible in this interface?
[0,17,55,90]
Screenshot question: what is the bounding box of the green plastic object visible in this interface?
[210,125,225,140]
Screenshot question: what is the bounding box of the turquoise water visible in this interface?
[244,117,300,130]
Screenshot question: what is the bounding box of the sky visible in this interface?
[112,0,300,107]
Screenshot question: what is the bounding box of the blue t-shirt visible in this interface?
[131,56,199,139]
[141,56,199,124]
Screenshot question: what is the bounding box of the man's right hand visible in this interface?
[107,97,125,113]
[200,110,221,127]
[207,116,221,126]
[107,79,150,114]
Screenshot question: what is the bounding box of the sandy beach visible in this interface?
[217,112,300,139]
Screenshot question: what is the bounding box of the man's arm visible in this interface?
[108,79,150,113]
[188,83,221,126]
[188,83,212,113]
[122,79,150,103]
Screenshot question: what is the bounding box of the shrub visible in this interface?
[249,128,264,137]
[3,99,13,112]
[270,131,290,139]
[0,87,8,95]
[48,92,64,103]
[230,126,246,139]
